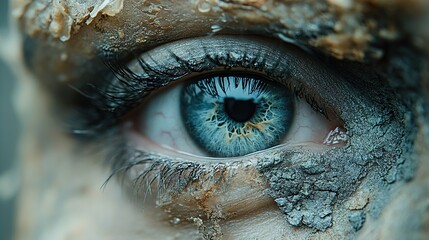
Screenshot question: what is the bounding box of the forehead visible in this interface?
[13,0,426,63]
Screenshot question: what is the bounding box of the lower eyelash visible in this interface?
[106,144,236,202]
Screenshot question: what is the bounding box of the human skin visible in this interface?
[4,0,429,239]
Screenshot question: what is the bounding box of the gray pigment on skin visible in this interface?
[256,47,421,232]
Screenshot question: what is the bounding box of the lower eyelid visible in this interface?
[109,136,339,215]
[123,120,338,165]
[118,148,277,218]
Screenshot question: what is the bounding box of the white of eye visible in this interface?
[126,80,343,158]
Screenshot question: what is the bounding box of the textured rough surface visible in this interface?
[12,0,124,41]
[12,0,429,61]
[349,211,366,231]
[5,0,429,239]
[256,46,422,234]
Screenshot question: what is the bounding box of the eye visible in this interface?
[134,72,342,158]
[106,35,346,158]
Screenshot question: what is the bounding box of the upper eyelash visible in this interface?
[105,57,330,120]
[191,73,269,97]
[68,36,342,150]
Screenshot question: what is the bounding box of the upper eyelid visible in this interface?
[114,36,361,115]
[106,36,337,110]
[67,35,373,139]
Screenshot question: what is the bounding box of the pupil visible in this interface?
[224,97,257,123]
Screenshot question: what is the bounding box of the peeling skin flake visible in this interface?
[323,127,349,145]
[87,0,124,24]
[13,0,124,41]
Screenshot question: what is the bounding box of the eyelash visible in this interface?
[105,143,240,201]
[190,73,269,97]
[70,37,335,139]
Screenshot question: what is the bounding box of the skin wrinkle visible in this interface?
[9,0,429,239]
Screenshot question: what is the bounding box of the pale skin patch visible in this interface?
[12,0,124,41]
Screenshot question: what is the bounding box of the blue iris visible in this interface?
[181,74,295,157]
